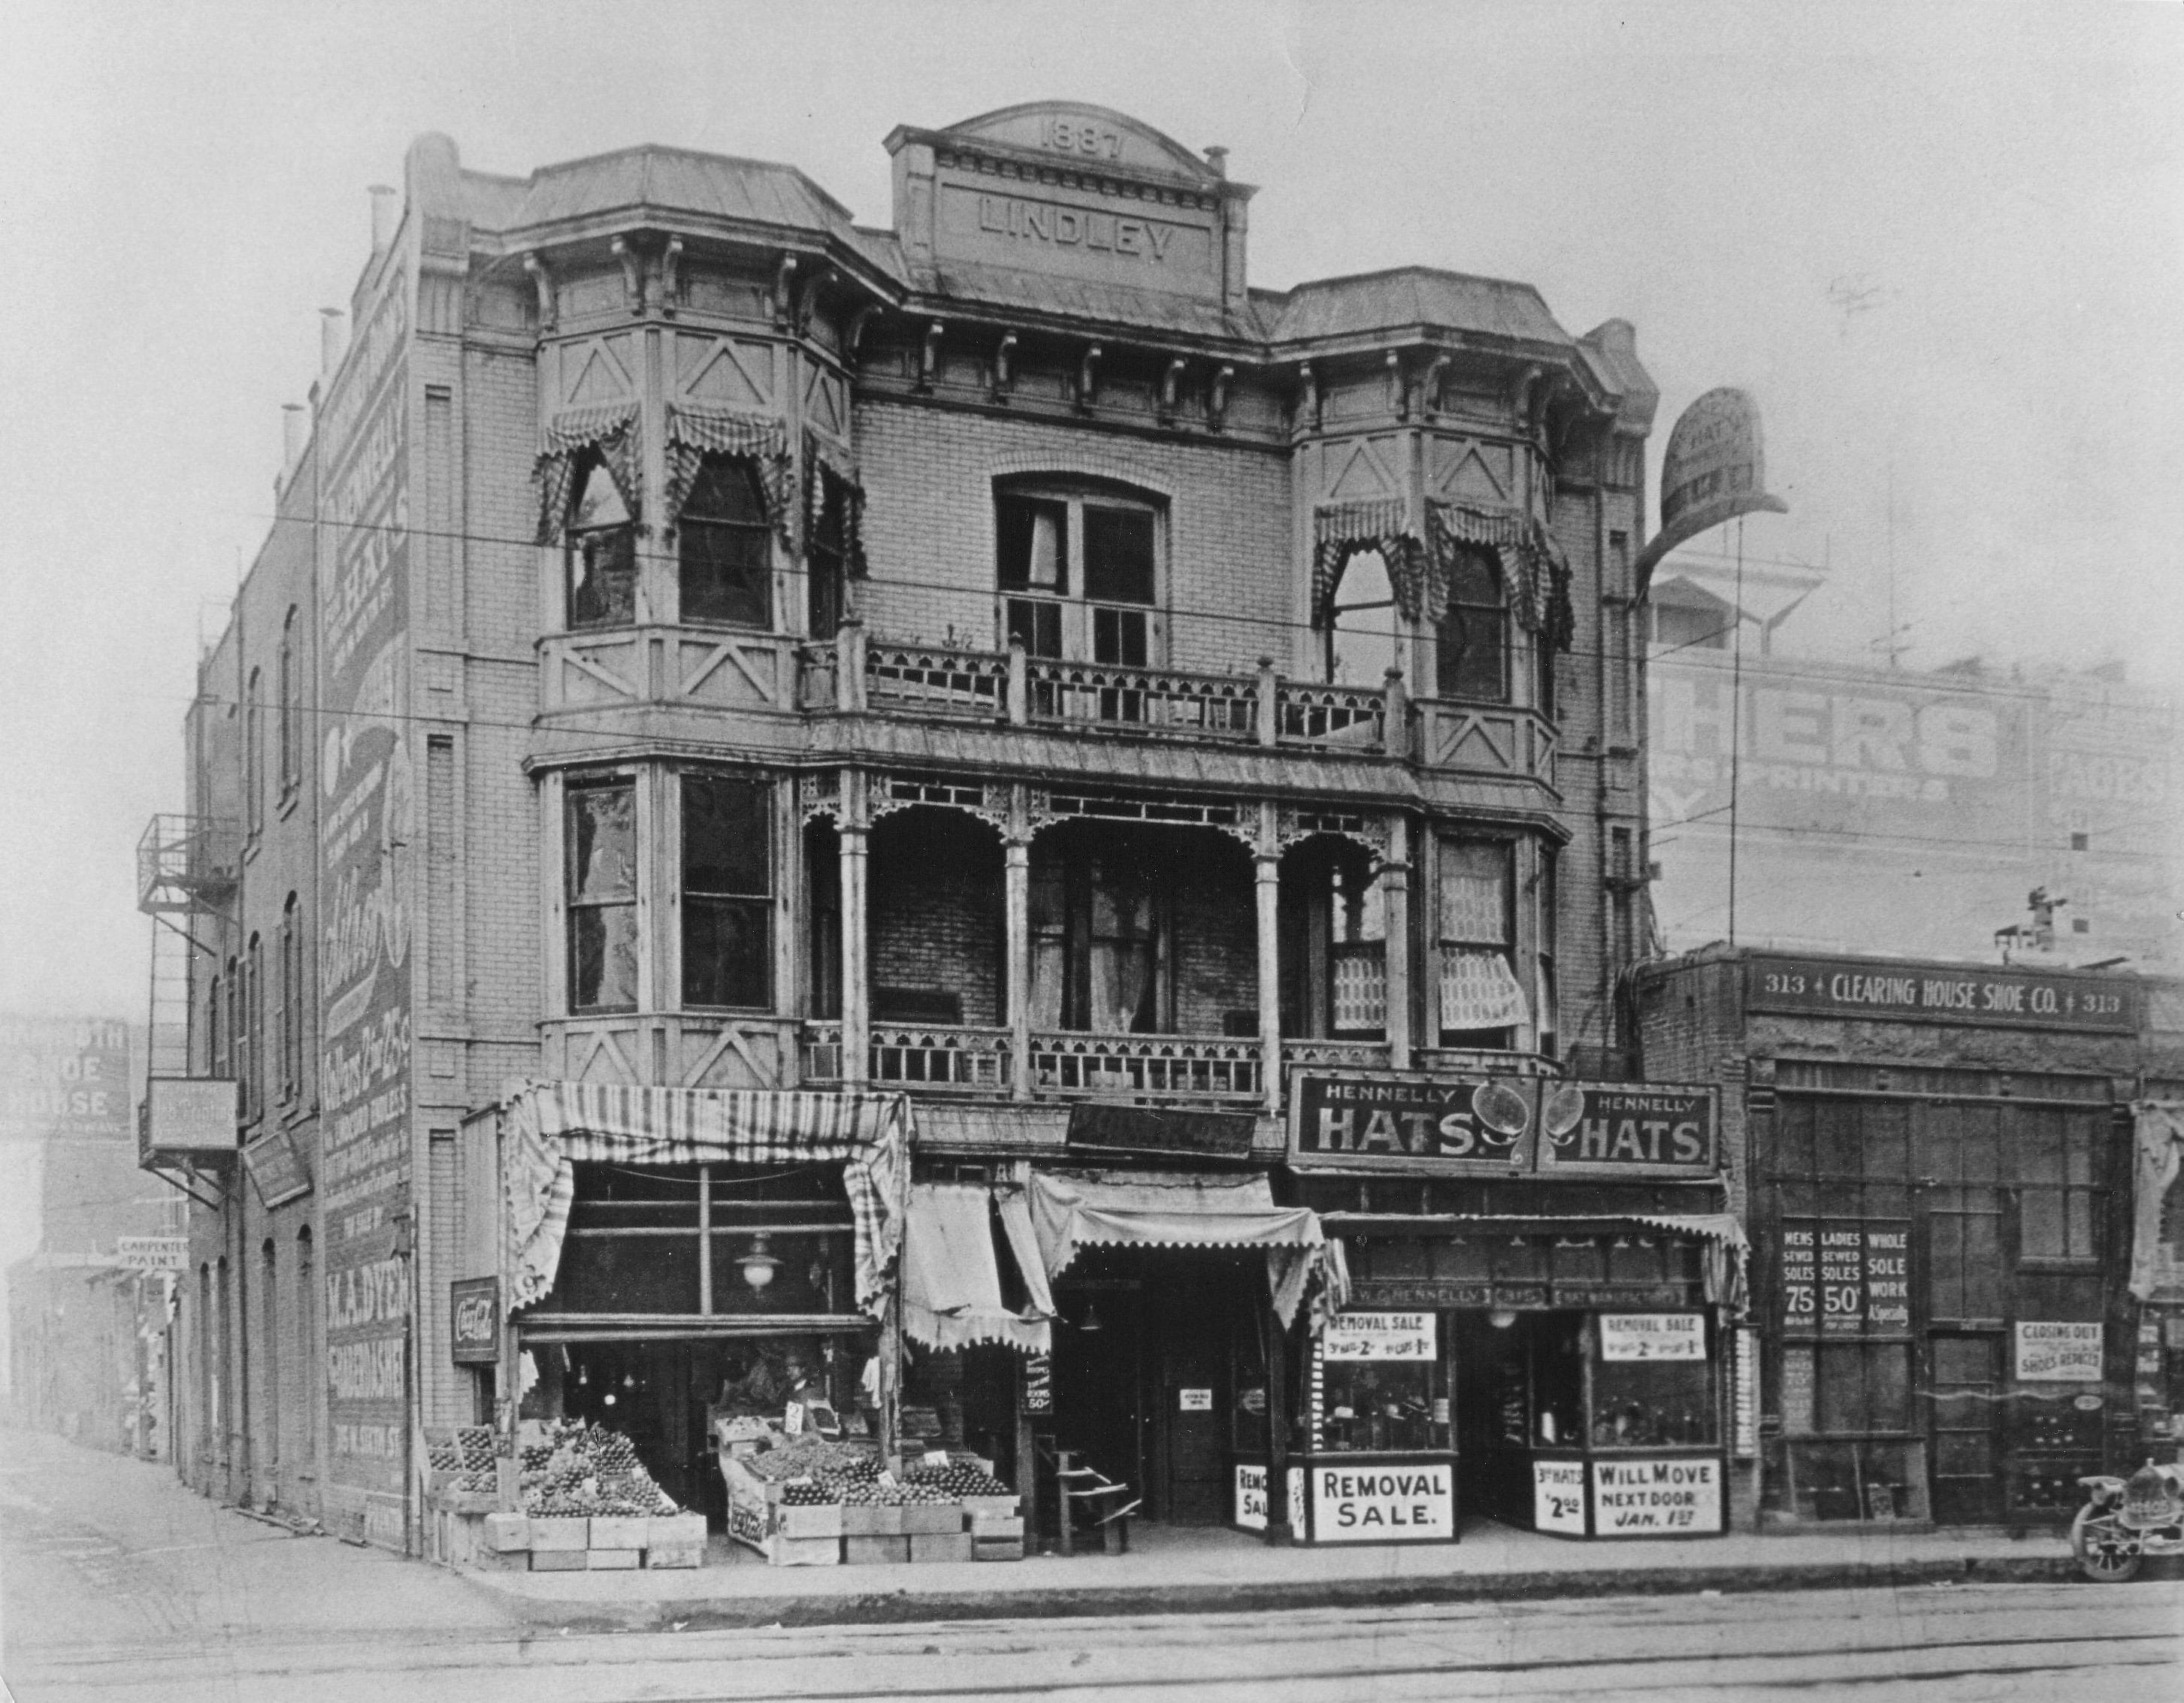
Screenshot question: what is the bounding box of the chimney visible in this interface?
[368,184,398,253]
[281,404,307,470]
[319,308,345,378]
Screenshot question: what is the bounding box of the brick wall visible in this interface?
[855,399,1294,676]
[868,808,1005,1027]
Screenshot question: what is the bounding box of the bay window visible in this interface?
[679,458,772,628]
[1438,836,1523,1048]
[567,457,637,629]
[1435,546,1507,701]
[567,781,638,1013]
[682,773,773,1009]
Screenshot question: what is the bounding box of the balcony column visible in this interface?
[1381,815,1411,1069]
[839,770,870,1086]
[1255,803,1282,1118]
[1005,795,1033,1103]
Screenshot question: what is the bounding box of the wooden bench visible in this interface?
[1049,1449,1138,1556]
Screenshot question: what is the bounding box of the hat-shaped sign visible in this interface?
[1635,386,1788,589]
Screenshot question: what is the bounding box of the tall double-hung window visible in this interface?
[997,484,1161,667]
[680,460,772,628]
[567,782,638,1013]
[682,773,772,1009]
[567,457,637,630]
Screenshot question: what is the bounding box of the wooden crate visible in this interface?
[588,1515,650,1550]
[909,1531,974,1563]
[645,1541,704,1570]
[482,1513,531,1553]
[587,1548,641,1571]
[900,1502,964,1535]
[972,1535,1025,1562]
[842,1534,912,1565]
[961,1494,1020,1520]
[840,1503,903,1535]
[968,1511,1024,1540]
[529,1550,587,1572]
[648,1513,707,1550]
[772,1502,844,1540]
[527,1517,590,1553]
[765,1533,841,1567]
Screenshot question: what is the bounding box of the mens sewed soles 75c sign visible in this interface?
[1289,1073,1718,1180]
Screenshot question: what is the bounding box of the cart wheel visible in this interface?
[2070,1506,2143,1584]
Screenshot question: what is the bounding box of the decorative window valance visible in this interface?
[501,1081,909,1320]
[533,401,640,546]
[803,433,868,578]
[1310,499,1420,629]
[664,405,795,540]
[1425,501,1575,654]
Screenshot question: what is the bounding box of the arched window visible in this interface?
[1323,550,1397,688]
[207,969,223,1078]
[279,893,302,1101]
[244,668,265,836]
[295,1227,315,1468]
[224,956,242,1097]
[244,933,264,1122]
[1435,547,1507,701]
[566,455,636,629]
[277,609,300,797]
[679,458,772,628]
[807,476,849,640]
[260,1238,279,1471]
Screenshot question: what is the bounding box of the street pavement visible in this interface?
[4,1428,2179,1703]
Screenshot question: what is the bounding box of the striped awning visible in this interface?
[1027,1168,1345,1329]
[664,405,794,537]
[502,1081,909,1319]
[533,401,640,546]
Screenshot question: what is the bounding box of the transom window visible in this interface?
[680,458,773,628]
[997,484,1162,666]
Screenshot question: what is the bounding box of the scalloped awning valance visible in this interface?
[532,401,640,546]
[664,405,795,540]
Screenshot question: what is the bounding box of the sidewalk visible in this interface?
[457,1517,2090,1632]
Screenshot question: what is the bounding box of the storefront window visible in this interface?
[1590,1319,1719,1448]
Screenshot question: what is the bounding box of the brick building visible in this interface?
[143,103,1748,1558]
[1636,945,2184,1529]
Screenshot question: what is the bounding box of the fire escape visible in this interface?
[136,814,240,1205]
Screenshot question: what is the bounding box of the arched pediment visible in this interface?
[939,102,1220,186]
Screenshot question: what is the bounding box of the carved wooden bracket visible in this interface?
[846,304,881,361]
[1424,355,1450,418]
[919,320,945,391]
[1209,364,1234,431]
[993,331,1018,403]
[523,252,554,334]
[797,266,834,337]
[1387,350,1408,422]
[1160,357,1187,423]
[773,253,798,329]
[659,237,682,317]
[1077,344,1102,411]
[611,237,645,316]
[1297,361,1320,433]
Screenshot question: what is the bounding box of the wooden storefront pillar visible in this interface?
[1005,794,1032,1101]
[1256,803,1282,1118]
[839,770,869,1086]
[1382,815,1412,1069]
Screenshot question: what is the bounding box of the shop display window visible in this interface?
[1318,1357,1441,1453]
[1591,1354,1717,1447]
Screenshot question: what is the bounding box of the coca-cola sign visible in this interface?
[449,1276,500,1365]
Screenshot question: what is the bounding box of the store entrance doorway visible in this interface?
[1450,1310,1586,1528]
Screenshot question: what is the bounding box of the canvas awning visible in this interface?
[1027,1168,1345,1328]
[903,1182,1052,1355]
[502,1081,909,1319]
[2131,1103,2184,1303]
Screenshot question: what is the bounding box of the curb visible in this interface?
[468,1553,2086,1633]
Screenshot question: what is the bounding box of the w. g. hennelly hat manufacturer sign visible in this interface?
[1635,386,1788,587]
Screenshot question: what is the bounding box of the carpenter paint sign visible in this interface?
[1307,1462,1455,1543]
[1590,1456,1723,1535]
[316,264,414,1554]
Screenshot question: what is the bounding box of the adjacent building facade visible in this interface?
[141,101,1727,1555]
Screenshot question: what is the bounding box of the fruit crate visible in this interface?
[840,1502,904,1536]
[900,1502,965,1535]
[771,1501,845,1541]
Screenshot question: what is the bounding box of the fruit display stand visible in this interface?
[715,1441,1025,1565]
[431,1420,703,1571]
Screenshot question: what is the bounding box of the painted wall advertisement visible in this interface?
[316,273,413,1552]
[2,1016,132,1142]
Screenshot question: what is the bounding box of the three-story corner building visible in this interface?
[150,103,1738,1559]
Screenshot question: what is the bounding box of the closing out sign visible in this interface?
[1591,1457,1723,1535]
[2016,1321,2104,1382]
[1309,1463,1454,1542]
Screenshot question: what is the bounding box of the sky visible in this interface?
[1,2,2180,1262]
